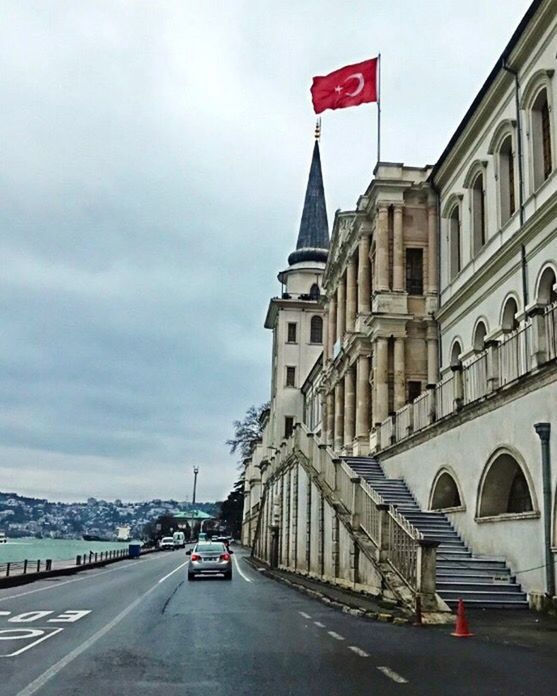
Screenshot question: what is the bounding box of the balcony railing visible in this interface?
[377,305,557,451]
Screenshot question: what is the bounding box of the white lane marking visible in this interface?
[158,561,189,584]
[49,610,91,623]
[9,611,54,623]
[15,560,180,695]
[0,553,172,603]
[348,645,369,657]
[377,666,408,684]
[299,611,312,619]
[327,630,345,641]
[314,621,325,628]
[0,628,64,658]
[233,554,252,583]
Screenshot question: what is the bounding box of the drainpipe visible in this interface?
[534,422,555,597]
[430,178,443,371]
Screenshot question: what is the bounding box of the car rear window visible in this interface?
[195,544,224,553]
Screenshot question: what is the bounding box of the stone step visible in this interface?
[437,580,523,592]
[444,598,529,609]
[439,589,527,602]
[437,560,509,572]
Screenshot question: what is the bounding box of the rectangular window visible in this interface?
[286,366,296,387]
[408,381,422,402]
[284,416,294,439]
[287,323,297,343]
[405,249,423,295]
[542,99,552,180]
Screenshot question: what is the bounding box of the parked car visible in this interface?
[159,536,175,550]
[186,542,233,580]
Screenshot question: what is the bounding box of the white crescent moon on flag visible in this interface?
[344,72,365,97]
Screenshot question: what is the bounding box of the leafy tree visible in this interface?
[218,477,244,539]
[226,402,270,463]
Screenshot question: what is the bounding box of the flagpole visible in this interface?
[377,53,381,164]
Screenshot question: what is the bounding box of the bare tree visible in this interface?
[226,402,270,462]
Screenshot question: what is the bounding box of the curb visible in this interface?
[246,557,405,626]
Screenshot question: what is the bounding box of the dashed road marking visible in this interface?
[233,555,253,583]
[298,611,312,619]
[158,561,189,584]
[348,645,369,657]
[377,666,408,684]
[327,630,345,641]
[313,621,325,628]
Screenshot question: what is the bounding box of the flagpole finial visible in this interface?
[314,118,321,141]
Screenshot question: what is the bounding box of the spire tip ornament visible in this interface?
[314,118,321,141]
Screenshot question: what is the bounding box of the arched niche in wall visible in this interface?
[472,319,488,352]
[500,295,520,332]
[429,468,464,511]
[477,448,536,518]
[535,264,557,305]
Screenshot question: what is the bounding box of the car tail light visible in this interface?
[220,553,230,561]
[190,553,201,561]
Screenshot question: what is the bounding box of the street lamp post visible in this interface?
[192,466,199,507]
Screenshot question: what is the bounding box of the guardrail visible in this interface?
[0,549,129,578]
[376,305,557,452]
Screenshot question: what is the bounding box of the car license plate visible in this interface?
[205,557,218,561]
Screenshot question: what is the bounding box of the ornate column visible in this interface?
[328,296,337,358]
[326,391,335,446]
[346,256,357,332]
[375,337,389,423]
[337,275,346,344]
[394,337,406,410]
[334,381,344,451]
[375,206,390,291]
[357,234,371,314]
[343,367,355,448]
[393,205,404,291]
[356,355,370,439]
[427,204,438,294]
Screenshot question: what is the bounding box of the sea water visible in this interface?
[0,538,135,563]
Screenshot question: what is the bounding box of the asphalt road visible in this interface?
[0,548,556,695]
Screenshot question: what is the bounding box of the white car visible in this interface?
[159,536,175,550]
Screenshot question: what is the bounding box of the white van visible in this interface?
[173,531,186,548]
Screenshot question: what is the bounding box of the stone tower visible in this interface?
[264,136,330,448]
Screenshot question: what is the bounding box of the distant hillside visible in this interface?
[0,491,218,540]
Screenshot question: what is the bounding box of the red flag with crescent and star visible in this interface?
[310,58,378,114]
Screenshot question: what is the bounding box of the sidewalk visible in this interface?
[245,556,557,654]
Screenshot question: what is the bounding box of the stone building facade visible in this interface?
[322,164,438,455]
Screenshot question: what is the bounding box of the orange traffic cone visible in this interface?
[451,598,474,637]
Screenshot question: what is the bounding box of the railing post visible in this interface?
[426,384,436,424]
[23,559,28,574]
[46,559,52,571]
[351,477,362,530]
[332,457,341,495]
[37,560,41,573]
[485,339,500,393]
[317,443,327,480]
[390,414,396,445]
[407,405,414,436]
[376,503,391,561]
[528,306,548,368]
[6,562,10,577]
[95,553,98,563]
[451,364,463,411]
[416,538,439,611]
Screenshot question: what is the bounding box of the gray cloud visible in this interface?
[0,0,531,501]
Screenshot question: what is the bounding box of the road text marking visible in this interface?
[377,666,408,684]
[327,630,345,641]
[299,611,312,619]
[0,628,64,658]
[233,554,252,583]
[348,646,369,657]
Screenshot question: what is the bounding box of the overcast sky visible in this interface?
[0,0,532,503]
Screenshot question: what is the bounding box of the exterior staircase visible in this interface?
[343,456,528,609]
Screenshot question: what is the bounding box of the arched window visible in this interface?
[472,321,487,352]
[501,297,519,332]
[478,451,534,517]
[472,172,486,255]
[430,471,462,510]
[499,135,516,225]
[531,88,553,190]
[449,205,461,280]
[537,266,557,305]
[450,340,462,367]
[309,283,320,300]
[310,315,323,344]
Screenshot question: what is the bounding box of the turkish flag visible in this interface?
[311,58,378,115]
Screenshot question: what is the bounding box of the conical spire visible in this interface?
[288,137,329,266]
